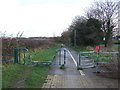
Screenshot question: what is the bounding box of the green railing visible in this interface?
[77,51,119,69]
[2,48,31,64]
[58,48,67,66]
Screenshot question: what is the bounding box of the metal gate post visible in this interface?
[18,49,21,63]
[23,50,26,64]
[92,52,95,66]
[77,53,81,69]
[77,53,79,69]
[64,49,66,65]
[59,49,61,65]
[14,48,19,63]
[96,52,98,66]
[79,54,81,68]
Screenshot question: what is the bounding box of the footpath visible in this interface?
[42,47,119,88]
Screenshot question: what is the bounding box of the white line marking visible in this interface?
[67,50,77,67]
[79,70,85,76]
[67,49,85,76]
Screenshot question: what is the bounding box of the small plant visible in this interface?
[77,67,83,70]
[60,64,65,69]
[92,66,96,68]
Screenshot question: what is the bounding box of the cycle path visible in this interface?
[42,47,119,88]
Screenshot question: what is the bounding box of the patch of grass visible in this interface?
[100,44,119,52]
[2,44,61,88]
[30,44,60,61]
[113,40,120,43]
[25,65,50,88]
[69,45,87,52]
[2,64,28,88]
[100,44,104,46]
[59,64,65,69]
[77,67,83,70]
[25,44,61,88]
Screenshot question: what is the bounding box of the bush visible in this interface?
[2,37,56,62]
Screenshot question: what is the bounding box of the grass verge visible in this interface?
[2,44,61,88]
[30,44,60,61]
[25,65,50,88]
[2,64,28,88]
[68,45,87,52]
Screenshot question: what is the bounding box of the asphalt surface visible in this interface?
[42,47,119,88]
[49,48,80,75]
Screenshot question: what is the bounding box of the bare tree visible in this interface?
[86,0,118,47]
[61,30,71,45]
[118,1,120,36]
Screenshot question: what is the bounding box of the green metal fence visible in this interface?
[2,48,31,64]
[78,51,119,70]
[58,48,67,66]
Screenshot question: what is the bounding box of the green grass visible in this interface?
[112,44,120,50]
[25,44,60,88]
[69,45,87,52]
[77,67,83,70]
[59,64,66,69]
[100,44,120,47]
[30,44,60,61]
[2,44,61,88]
[113,40,120,43]
[2,64,28,88]
[100,44,119,51]
[2,64,51,88]
[25,65,50,88]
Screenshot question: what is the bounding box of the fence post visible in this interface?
[23,50,26,64]
[58,49,61,65]
[92,52,95,66]
[96,51,99,66]
[64,49,66,65]
[18,49,21,63]
[79,54,81,68]
[14,48,19,63]
[77,53,81,69]
[77,53,79,69]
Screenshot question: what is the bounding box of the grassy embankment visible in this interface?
[2,44,60,88]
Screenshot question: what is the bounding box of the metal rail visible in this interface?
[78,51,119,69]
[1,48,31,64]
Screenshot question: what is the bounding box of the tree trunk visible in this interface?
[104,19,112,47]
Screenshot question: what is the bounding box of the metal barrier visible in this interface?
[77,51,95,69]
[32,61,52,65]
[58,48,67,66]
[2,48,31,64]
[78,51,119,70]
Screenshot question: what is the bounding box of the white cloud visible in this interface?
[0,0,93,37]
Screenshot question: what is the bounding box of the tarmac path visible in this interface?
[42,47,119,88]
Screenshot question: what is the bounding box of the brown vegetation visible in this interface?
[2,37,57,61]
[2,37,56,50]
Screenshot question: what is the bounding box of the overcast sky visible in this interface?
[0,0,95,37]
